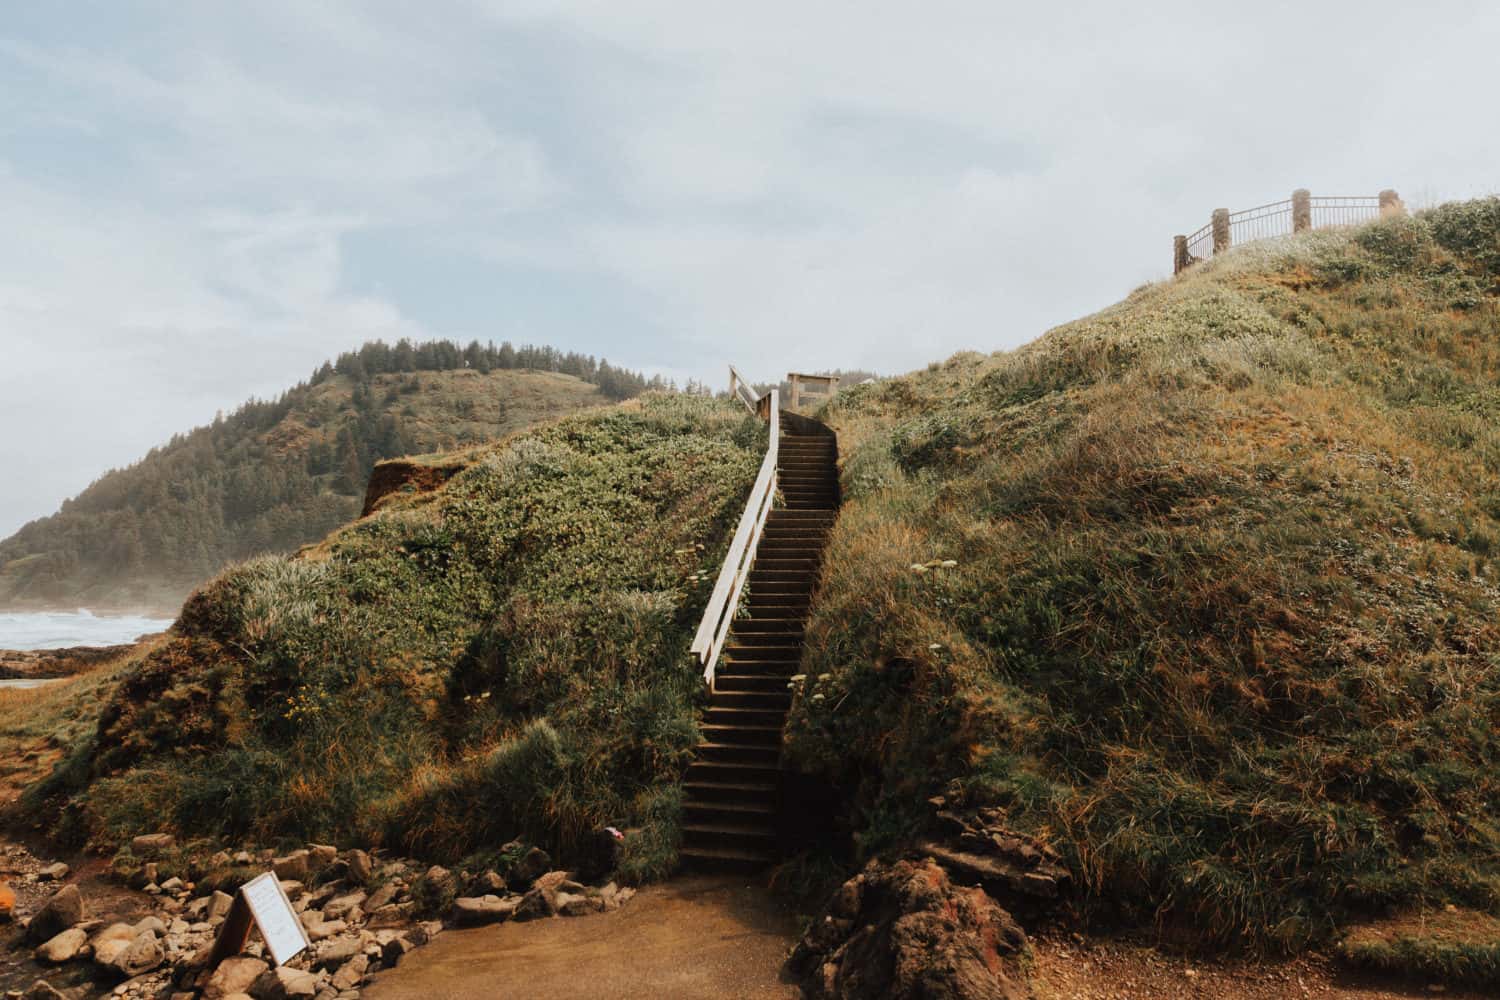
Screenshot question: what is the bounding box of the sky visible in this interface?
[2,0,1498,537]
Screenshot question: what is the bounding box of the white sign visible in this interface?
[241,872,310,966]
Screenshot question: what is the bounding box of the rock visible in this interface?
[314,936,363,970]
[160,876,186,894]
[308,919,347,942]
[273,851,311,882]
[364,903,414,928]
[507,847,551,890]
[556,893,600,917]
[471,870,507,895]
[204,957,270,1000]
[381,936,413,965]
[22,982,66,1000]
[132,833,177,857]
[0,881,14,922]
[36,863,69,883]
[450,895,516,927]
[787,857,1030,1000]
[114,929,165,976]
[344,851,372,886]
[134,914,167,936]
[513,886,557,922]
[208,890,236,923]
[91,923,138,966]
[330,954,368,991]
[251,965,319,999]
[363,882,399,912]
[26,885,85,944]
[308,845,338,869]
[34,927,88,963]
[322,892,366,921]
[279,880,305,899]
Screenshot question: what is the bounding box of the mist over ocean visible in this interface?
[0,609,173,650]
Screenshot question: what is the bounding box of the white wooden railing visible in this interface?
[690,367,779,687]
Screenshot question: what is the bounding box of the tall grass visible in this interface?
[785,199,1500,952]
[26,394,761,879]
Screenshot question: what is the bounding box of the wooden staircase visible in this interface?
[678,420,839,873]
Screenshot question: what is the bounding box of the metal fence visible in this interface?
[1228,199,1294,245]
[1174,188,1400,274]
[1310,195,1381,229]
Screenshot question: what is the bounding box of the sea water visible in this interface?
[0,609,174,651]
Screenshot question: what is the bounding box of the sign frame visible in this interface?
[208,871,311,968]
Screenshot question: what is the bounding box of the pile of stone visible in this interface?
[914,799,1071,920]
[787,857,1032,1000]
[6,831,634,1000]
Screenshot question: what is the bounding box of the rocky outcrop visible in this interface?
[24,884,84,944]
[787,858,1032,1000]
[919,802,1071,920]
[360,458,467,517]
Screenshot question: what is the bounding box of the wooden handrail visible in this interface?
[727,364,759,413]
[691,371,779,687]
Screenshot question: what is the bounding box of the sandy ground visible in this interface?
[363,876,801,1000]
[1029,933,1491,1000]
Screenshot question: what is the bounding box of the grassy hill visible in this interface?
[785,199,1500,959]
[14,393,760,881]
[0,340,650,613]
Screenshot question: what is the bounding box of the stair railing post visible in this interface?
[1292,189,1312,232]
[1211,208,1231,255]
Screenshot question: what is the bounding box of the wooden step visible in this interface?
[683,799,776,824]
[707,690,792,711]
[677,845,774,875]
[699,723,783,746]
[686,759,782,784]
[715,673,796,693]
[681,822,777,851]
[695,741,781,765]
[682,778,778,802]
[703,705,787,727]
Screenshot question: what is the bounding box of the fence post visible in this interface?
[1173,235,1189,274]
[1379,189,1405,218]
[1292,189,1311,232]
[789,375,802,412]
[1211,209,1230,254]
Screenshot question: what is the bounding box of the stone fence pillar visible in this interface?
[1173,235,1189,275]
[1379,189,1406,217]
[1211,209,1231,254]
[1292,189,1312,232]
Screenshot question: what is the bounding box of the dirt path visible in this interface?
[362,876,801,1000]
[1028,933,1492,1000]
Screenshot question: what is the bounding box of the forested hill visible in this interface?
[0,339,658,613]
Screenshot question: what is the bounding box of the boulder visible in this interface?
[135,914,168,936]
[208,890,236,923]
[26,884,85,944]
[34,927,88,963]
[91,922,138,966]
[22,981,67,1000]
[36,862,69,883]
[470,870,507,895]
[307,919,348,942]
[273,851,311,882]
[204,957,270,999]
[365,902,414,928]
[381,936,413,965]
[322,892,366,921]
[251,965,319,999]
[308,845,338,869]
[314,935,363,970]
[160,876,187,893]
[507,847,551,890]
[786,858,1030,1000]
[364,881,400,912]
[512,885,558,922]
[331,953,369,991]
[344,850,372,886]
[114,929,165,976]
[556,893,600,917]
[132,833,177,857]
[450,895,516,927]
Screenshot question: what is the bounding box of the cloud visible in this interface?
[2,1,1498,538]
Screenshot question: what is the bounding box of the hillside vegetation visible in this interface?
[786,199,1500,955]
[21,394,761,881]
[0,338,656,612]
